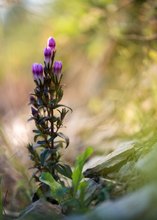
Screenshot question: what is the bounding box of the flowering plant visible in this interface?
[28,37,106,214]
[28,37,72,186]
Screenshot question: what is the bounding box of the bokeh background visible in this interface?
[1,0,157,212]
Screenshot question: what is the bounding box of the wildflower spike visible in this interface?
[29,36,71,191]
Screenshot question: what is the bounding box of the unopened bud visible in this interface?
[53,61,62,76]
[47,37,56,51]
[44,47,52,65]
[32,63,44,83]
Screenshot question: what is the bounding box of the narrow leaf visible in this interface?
[40,149,51,166]
[33,129,41,134]
[56,164,72,179]
[57,132,70,148]
[53,104,73,112]
[34,134,41,142]
[72,147,93,195]
[37,140,47,145]
[39,172,66,202]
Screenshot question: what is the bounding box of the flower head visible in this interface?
[53,61,62,75]
[32,63,44,83]
[44,47,52,65]
[47,37,56,50]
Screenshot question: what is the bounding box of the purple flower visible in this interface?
[32,63,38,80]
[44,47,52,65]
[32,63,44,83]
[53,61,62,75]
[47,37,56,50]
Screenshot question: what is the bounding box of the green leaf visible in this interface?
[78,180,88,204]
[50,116,59,123]
[53,104,73,112]
[56,164,72,179]
[57,88,63,102]
[27,144,40,164]
[38,117,50,124]
[34,134,41,142]
[61,108,69,121]
[39,172,67,202]
[56,117,62,127]
[57,132,70,148]
[48,133,58,142]
[40,149,51,166]
[33,129,41,134]
[72,147,93,196]
[37,140,47,146]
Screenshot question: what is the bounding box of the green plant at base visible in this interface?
[40,147,95,213]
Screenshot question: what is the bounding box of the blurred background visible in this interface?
[1,0,157,212]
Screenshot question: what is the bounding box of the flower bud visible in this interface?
[44,47,52,65]
[31,107,38,117]
[36,64,44,80]
[53,61,62,75]
[47,37,56,50]
[32,63,38,80]
[32,63,44,83]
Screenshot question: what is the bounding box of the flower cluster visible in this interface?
[28,36,72,185]
[32,37,62,84]
[43,37,55,66]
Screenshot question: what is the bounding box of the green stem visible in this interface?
[51,107,54,148]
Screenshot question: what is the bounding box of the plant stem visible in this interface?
[51,107,54,148]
